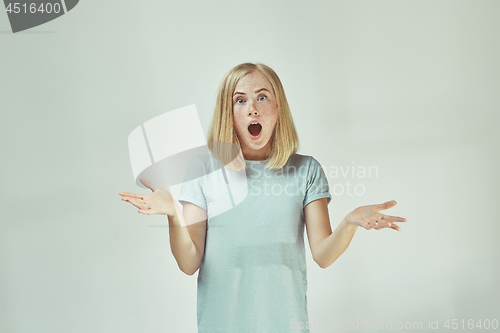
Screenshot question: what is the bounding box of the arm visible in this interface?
[168,200,207,276]
[304,198,357,269]
[120,177,207,276]
[305,198,407,269]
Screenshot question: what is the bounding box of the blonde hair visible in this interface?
[207,63,299,170]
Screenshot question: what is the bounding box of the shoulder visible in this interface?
[287,153,323,169]
[283,154,327,182]
[182,153,216,182]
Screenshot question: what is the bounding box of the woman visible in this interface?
[119,62,407,332]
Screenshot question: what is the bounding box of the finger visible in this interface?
[373,200,397,212]
[140,177,161,192]
[119,192,144,199]
[387,222,401,231]
[139,208,158,215]
[124,197,148,210]
[374,221,391,230]
[381,215,407,223]
[387,223,401,231]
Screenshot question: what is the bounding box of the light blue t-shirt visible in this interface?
[178,153,332,333]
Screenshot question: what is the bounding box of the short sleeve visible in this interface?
[303,156,332,208]
[178,156,208,211]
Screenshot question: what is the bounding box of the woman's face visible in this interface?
[232,70,278,160]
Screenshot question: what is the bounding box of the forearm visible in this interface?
[314,218,358,269]
[167,204,202,275]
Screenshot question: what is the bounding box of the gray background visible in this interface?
[1,0,499,332]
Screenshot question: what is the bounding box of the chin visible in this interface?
[237,129,272,152]
[247,138,270,150]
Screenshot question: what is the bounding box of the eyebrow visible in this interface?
[233,88,270,96]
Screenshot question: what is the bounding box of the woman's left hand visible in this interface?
[344,200,407,231]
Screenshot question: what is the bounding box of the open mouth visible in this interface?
[248,122,263,139]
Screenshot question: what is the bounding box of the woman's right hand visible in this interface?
[119,177,177,216]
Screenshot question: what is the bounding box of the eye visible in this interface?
[236,98,244,104]
[258,95,267,101]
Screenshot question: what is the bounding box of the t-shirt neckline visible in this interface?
[245,159,267,163]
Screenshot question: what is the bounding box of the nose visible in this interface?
[248,100,259,116]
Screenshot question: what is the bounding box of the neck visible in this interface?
[242,141,272,161]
